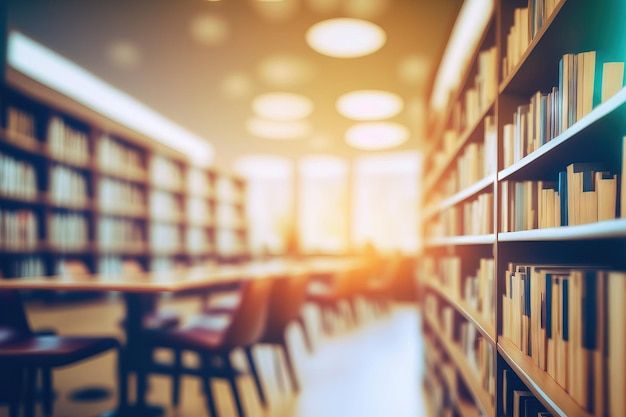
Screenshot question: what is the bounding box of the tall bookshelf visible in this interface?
[0,67,249,280]
[421,1,626,417]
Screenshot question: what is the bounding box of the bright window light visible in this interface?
[252,92,314,121]
[306,18,386,58]
[430,0,494,110]
[7,31,214,166]
[336,90,403,121]
[345,122,409,150]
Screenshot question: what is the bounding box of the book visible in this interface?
[608,272,626,416]
[601,62,624,102]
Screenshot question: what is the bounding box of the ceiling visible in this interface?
[7,0,461,170]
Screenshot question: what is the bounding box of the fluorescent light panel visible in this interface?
[7,31,214,166]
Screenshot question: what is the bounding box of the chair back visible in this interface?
[221,278,273,348]
[0,290,32,344]
[262,273,309,341]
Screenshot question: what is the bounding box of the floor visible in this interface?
[2,297,427,417]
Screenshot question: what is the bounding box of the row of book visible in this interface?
[49,165,88,206]
[216,203,244,228]
[427,117,497,209]
[97,218,144,249]
[48,213,88,249]
[502,369,553,417]
[186,227,212,253]
[4,257,46,278]
[422,256,495,325]
[0,209,38,250]
[460,319,495,401]
[426,192,493,238]
[150,191,183,222]
[501,264,626,416]
[0,152,37,199]
[425,295,495,410]
[98,178,146,214]
[188,168,213,198]
[97,135,145,179]
[502,1,559,80]
[502,51,624,168]
[151,155,184,191]
[47,116,89,165]
[500,158,623,232]
[216,177,244,203]
[188,198,212,225]
[216,229,246,256]
[6,106,36,139]
[150,223,182,252]
[464,47,498,130]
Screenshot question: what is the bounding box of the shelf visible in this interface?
[424,101,494,195]
[424,314,495,417]
[425,234,495,247]
[498,0,568,95]
[498,338,593,417]
[426,15,495,155]
[424,280,496,344]
[97,244,148,255]
[498,218,626,242]
[45,196,92,211]
[45,151,92,171]
[95,206,149,219]
[0,193,41,206]
[423,174,496,220]
[0,128,43,155]
[498,86,626,181]
[97,166,148,185]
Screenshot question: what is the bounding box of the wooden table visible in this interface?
[0,258,362,416]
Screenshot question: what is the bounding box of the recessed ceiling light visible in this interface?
[345,122,409,150]
[306,18,386,58]
[336,90,403,120]
[246,117,312,140]
[257,54,314,87]
[189,14,229,46]
[252,92,314,121]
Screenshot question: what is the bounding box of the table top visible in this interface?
[0,258,363,293]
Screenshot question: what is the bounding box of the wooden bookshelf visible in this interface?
[425,234,495,248]
[424,280,496,343]
[0,69,249,279]
[421,1,626,416]
[424,314,495,417]
[498,338,593,417]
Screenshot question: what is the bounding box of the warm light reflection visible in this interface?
[344,0,389,19]
[107,40,141,70]
[397,54,430,86]
[246,117,312,140]
[251,0,299,21]
[345,122,409,150]
[336,90,403,121]
[252,92,314,121]
[306,18,386,58]
[220,72,253,99]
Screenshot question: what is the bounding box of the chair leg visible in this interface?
[117,347,129,410]
[24,367,37,417]
[297,315,314,353]
[172,349,182,407]
[41,367,54,417]
[223,353,245,417]
[280,341,300,393]
[244,347,267,407]
[273,347,285,392]
[201,355,218,417]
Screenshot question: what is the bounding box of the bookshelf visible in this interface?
[0,67,249,280]
[421,1,626,417]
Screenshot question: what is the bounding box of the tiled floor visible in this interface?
[2,297,427,417]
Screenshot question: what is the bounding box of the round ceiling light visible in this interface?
[306,18,386,58]
[336,90,403,120]
[246,117,312,140]
[345,122,409,150]
[252,92,314,121]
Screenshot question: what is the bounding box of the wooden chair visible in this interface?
[145,279,273,417]
[0,290,119,417]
